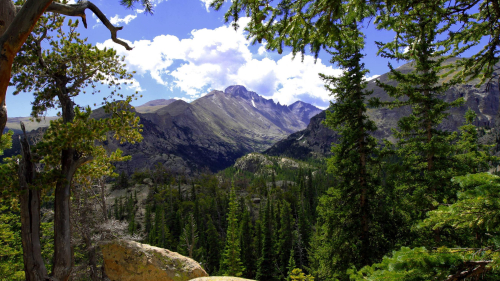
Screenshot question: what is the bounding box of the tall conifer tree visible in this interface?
[239,207,255,278]
[256,200,277,281]
[220,184,244,276]
[204,215,221,275]
[374,0,463,246]
[310,19,387,279]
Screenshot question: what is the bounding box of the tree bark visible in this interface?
[52,86,92,281]
[52,149,75,281]
[0,0,53,136]
[18,122,49,281]
[52,90,76,281]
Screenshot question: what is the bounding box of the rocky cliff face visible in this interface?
[266,60,500,159]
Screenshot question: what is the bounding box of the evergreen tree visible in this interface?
[204,215,221,275]
[286,250,297,281]
[256,200,276,280]
[114,171,129,190]
[145,204,152,235]
[310,19,387,279]
[253,218,263,276]
[295,200,310,270]
[239,207,255,278]
[178,177,183,202]
[352,173,500,280]
[277,200,294,279]
[373,0,464,247]
[178,213,199,259]
[453,109,496,174]
[114,198,119,220]
[220,184,244,276]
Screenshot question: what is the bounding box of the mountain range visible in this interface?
[114,85,321,173]
[2,85,322,173]
[5,58,499,173]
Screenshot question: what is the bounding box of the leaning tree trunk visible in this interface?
[18,123,49,281]
[0,0,16,137]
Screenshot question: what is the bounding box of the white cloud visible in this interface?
[110,14,137,25]
[173,97,193,103]
[116,78,144,92]
[258,46,267,55]
[151,0,167,6]
[199,0,213,12]
[97,17,341,106]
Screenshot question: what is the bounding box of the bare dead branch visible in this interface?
[445,260,492,281]
[35,1,133,50]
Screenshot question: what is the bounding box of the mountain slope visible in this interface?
[134,99,176,113]
[265,60,500,159]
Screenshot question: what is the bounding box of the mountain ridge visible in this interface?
[265,60,500,159]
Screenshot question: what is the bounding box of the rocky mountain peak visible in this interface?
[224,85,259,100]
[289,101,307,108]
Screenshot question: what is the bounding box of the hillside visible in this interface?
[266,60,500,159]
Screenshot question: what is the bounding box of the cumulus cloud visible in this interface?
[110,14,137,25]
[97,17,342,107]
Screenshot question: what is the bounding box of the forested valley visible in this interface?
[1,0,500,280]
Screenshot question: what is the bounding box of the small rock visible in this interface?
[143,178,153,186]
[102,239,208,281]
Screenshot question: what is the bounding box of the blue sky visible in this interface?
[5,0,452,117]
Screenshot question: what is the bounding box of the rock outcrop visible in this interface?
[234,153,273,173]
[102,240,208,281]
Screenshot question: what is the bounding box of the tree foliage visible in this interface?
[6,12,142,280]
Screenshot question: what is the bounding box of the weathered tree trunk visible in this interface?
[18,123,49,281]
[52,150,75,281]
[52,91,76,281]
[0,0,17,136]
